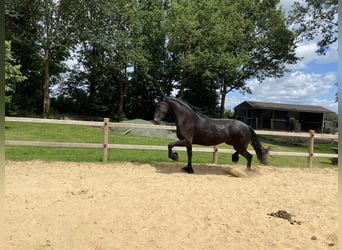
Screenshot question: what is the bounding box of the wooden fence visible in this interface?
[5,117,338,168]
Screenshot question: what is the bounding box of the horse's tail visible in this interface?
[249,127,269,165]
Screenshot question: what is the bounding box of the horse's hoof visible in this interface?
[232,154,239,163]
[182,166,194,174]
[170,152,179,161]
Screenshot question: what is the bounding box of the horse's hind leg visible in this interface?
[240,150,252,171]
[232,152,239,163]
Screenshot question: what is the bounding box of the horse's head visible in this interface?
[154,97,169,124]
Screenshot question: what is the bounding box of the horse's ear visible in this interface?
[157,94,167,102]
[155,95,163,103]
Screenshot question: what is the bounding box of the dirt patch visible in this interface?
[5,161,338,250]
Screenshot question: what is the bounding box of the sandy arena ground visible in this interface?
[5,161,338,250]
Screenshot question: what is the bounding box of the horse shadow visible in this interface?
[146,162,249,176]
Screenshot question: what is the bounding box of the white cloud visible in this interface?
[224,95,244,111]
[314,42,338,64]
[248,71,335,102]
[226,71,337,113]
[295,41,318,62]
[279,0,303,15]
[292,40,338,69]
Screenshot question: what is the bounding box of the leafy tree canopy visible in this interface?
[5,40,27,106]
[166,0,298,116]
[6,0,299,119]
[288,0,338,55]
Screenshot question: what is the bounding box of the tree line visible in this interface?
[5,0,337,120]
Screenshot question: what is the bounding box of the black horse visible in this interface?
[154,96,268,173]
[286,116,296,132]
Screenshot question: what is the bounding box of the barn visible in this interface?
[234,101,334,132]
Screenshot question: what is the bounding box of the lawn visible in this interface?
[5,121,337,168]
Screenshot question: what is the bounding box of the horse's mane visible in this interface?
[167,97,208,118]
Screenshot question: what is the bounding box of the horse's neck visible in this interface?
[170,100,198,125]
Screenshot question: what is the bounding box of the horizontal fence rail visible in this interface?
[5,140,104,148]
[5,117,338,167]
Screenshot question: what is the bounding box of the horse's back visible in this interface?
[211,119,250,151]
[220,118,251,142]
[192,117,250,146]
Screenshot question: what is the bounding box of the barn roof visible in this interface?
[235,101,333,113]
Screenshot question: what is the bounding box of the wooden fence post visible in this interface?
[212,145,218,164]
[102,118,109,163]
[307,130,315,168]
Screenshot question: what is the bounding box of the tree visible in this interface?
[38,0,75,117]
[63,0,136,118]
[5,0,75,116]
[5,0,44,114]
[5,40,27,107]
[166,0,298,117]
[63,0,170,120]
[5,0,299,119]
[125,0,172,119]
[288,0,338,55]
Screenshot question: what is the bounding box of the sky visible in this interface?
[225,0,338,114]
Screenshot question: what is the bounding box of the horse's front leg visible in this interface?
[182,144,194,174]
[168,139,194,174]
[168,140,182,161]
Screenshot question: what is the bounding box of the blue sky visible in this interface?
[225,0,338,113]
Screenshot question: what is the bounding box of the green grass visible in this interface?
[5,121,337,168]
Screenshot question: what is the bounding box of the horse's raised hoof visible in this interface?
[170,152,179,161]
[232,153,239,163]
[182,166,194,174]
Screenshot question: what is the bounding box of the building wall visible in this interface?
[234,106,324,132]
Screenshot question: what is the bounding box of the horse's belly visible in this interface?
[193,139,222,146]
[193,130,227,146]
